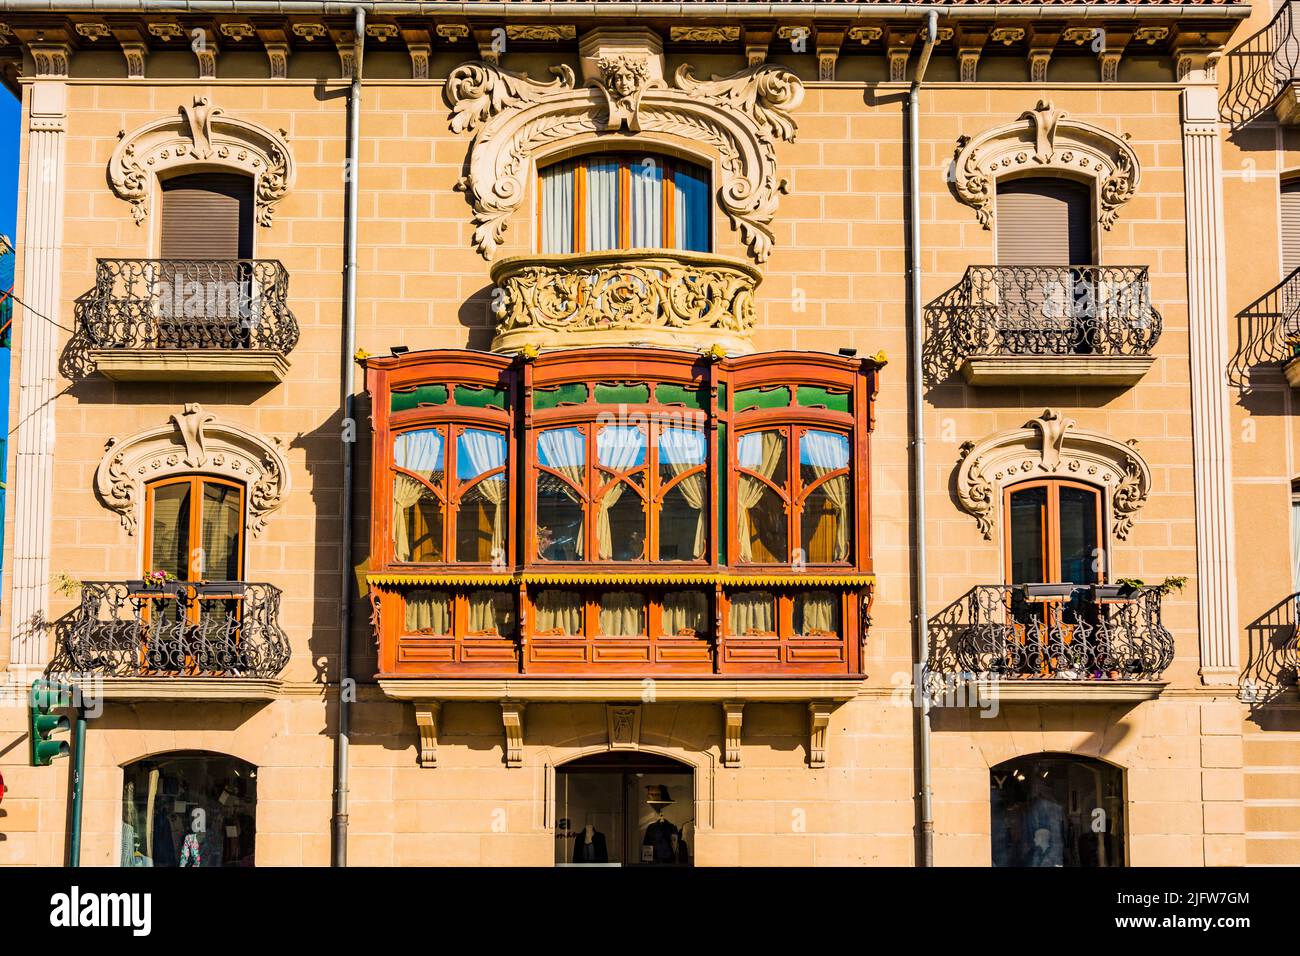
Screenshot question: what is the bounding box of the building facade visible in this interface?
[0,0,1292,868]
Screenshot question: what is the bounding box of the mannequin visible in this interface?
[571,822,608,864]
[642,807,680,864]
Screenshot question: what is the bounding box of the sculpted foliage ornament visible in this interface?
[956,409,1152,541]
[444,55,804,262]
[951,100,1140,231]
[109,97,295,227]
[95,404,291,538]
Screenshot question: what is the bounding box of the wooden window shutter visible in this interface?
[160,173,254,259]
[996,178,1093,266]
[1281,181,1300,277]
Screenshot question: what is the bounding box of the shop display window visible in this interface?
[990,754,1125,867]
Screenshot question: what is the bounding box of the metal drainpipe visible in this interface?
[332,4,364,869]
[908,9,938,869]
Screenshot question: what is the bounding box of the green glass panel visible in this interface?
[594,382,650,405]
[391,384,448,413]
[533,383,589,410]
[654,383,706,410]
[716,382,726,411]
[734,385,791,412]
[796,385,851,413]
[454,384,508,410]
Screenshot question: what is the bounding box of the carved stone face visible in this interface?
[600,56,648,101]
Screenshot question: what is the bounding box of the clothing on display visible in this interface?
[571,826,609,864]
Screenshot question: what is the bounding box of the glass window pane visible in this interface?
[393,474,443,562]
[658,428,707,561]
[630,156,664,248]
[584,159,620,252]
[990,756,1125,867]
[1058,486,1100,585]
[405,590,451,634]
[534,590,583,636]
[537,427,586,560]
[541,160,575,255]
[200,483,242,581]
[597,426,647,561]
[598,591,645,636]
[468,589,516,636]
[800,430,851,563]
[1009,486,1048,584]
[149,482,191,580]
[673,162,710,252]
[394,428,444,485]
[661,590,709,637]
[729,590,776,636]
[794,591,840,636]
[737,431,788,563]
[456,429,508,563]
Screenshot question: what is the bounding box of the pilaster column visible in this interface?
[8,44,69,667]
[1180,52,1239,685]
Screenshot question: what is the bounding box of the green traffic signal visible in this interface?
[28,679,72,767]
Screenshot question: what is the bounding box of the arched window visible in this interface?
[990,754,1125,867]
[121,751,257,867]
[538,153,711,254]
[735,426,852,566]
[145,475,244,583]
[1005,479,1103,587]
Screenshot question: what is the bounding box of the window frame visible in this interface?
[536,151,713,254]
[390,421,512,566]
[142,474,246,583]
[731,423,855,568]
[1002,478,1106,586]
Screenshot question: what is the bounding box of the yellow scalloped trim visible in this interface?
[367,571,875,588]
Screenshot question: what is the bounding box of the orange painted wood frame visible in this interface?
[142,474,246,582]
[1001,478,1106,586]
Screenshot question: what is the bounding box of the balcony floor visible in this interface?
[960,354,1155,387]
[91,348,290,383]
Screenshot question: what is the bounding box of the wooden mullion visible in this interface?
[619,158,631,249]
[575,159,587,254]
[664,160,676,250]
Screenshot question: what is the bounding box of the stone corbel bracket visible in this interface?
[951,100,1140,232]
[94,403,291,538]
[956,409,1152,542]
[109,96,295,227]
[444,58,804,262]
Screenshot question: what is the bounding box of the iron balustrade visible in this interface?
[953,584,1174,681]
[61,581,289,679]
[933,265,1161,361]
[77,258,299,353]
[1221,0,1300,127]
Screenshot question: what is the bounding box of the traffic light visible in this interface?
[29,679,70,767]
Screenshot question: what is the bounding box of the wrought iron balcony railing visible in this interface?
[488,249,761,355]
[76,258,298,353]
[1228,265,1300,387]
[1221,0,1300,127]
[60,581,289,679]
[952,584,1174,682]
[927,265,1161,371]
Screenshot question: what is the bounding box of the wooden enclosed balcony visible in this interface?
[488,249,761,356]
[929,265,1161,387]
[75,258,297,382]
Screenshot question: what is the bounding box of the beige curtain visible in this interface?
[537,429,586,559]
[599,591,645,636]
[405,590,451,634]
[458,430,508,560]
[729,590,775,636]
[596,427,645,561]
[393,474,438,561]
[802,431,850,562]
[660,429,707,560]
[737,432,786,562]
[796,591,838,636]
[469,590,514,635]
[534,590,583,635]
[662,591,708,637]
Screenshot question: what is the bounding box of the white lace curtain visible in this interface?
[596,426,646,560]
[736,431,786,563]
[458,429,508,560]
[537,427,586,558]
[802,430,850,562]
[393,474,438,562]
[659,428,707,561]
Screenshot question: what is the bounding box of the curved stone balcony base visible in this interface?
[489,249,760,356]
[960,354,1155,387]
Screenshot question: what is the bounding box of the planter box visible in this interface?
[1020,583,1080,601]
[124,580,185,598]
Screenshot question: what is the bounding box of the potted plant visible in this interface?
[126,569,183,597]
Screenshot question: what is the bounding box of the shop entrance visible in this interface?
[555,751,694,867]
[990,753,1125,867]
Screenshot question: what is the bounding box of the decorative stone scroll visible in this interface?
[956,409,1152,541]
[109,96,295,227]
[951,100,1140,232]
[94,403,291,538]
[444,30,803,262]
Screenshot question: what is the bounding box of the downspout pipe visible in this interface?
[908,8,938,869]
[332,3,363,868]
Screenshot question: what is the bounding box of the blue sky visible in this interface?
[1,87,16,495]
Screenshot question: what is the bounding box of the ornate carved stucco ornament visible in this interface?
[951,100,1140,232]
[109,96,295,227]
[94,403,291,538]
[444,37,804,262]
[956,409,1152,541]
